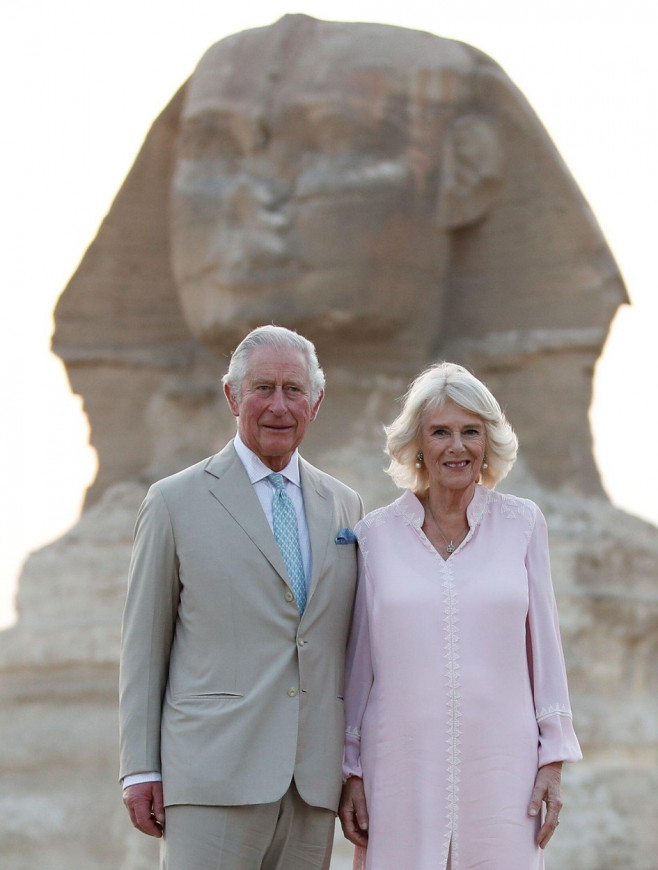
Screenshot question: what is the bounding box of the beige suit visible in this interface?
[119,442,362,812]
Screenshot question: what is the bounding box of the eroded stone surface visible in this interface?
[53,14,625,502]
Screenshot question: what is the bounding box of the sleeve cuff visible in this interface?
[342,731,363,780]
[538,712,583,766]
[122,771,163,788]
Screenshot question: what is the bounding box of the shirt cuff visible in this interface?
[122,771,163,789]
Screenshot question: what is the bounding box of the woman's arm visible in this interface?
[526,505,582,766]
[342,548,374,779]
[340,547,373,844]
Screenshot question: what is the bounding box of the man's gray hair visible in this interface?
[222,325,325,404]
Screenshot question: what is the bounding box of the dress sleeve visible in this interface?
[526,505,583,766]
[342,545,374,780]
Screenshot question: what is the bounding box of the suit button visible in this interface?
[297,638,306,647]
[285,591,294,602]
[287,687,298,697]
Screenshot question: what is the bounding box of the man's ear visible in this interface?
[310,390,324,423]
[224,382,240,417]
[435,115,504,230]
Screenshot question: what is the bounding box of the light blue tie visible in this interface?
[268,473,307,616]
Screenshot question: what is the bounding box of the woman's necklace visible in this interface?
[424,499,469,555]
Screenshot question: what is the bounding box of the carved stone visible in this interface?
[1,16,655,870]
[52,14,625,503]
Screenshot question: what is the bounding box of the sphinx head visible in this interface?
[171,15,504,356]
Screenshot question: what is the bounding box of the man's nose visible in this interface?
[269,386,288,412]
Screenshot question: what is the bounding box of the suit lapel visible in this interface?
[300,459,334,603]
[205,445,289,582]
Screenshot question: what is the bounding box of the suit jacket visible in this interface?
[119,442,363,811]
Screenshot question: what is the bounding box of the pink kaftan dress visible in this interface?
[342,486,582,870]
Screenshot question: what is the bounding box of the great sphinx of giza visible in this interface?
[1,16,655,870]
[52,13,624,507]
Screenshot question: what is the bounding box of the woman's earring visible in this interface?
[415,451,424,469]
[482,454,489,470]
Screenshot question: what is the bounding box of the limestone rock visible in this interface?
[53,14,625,503]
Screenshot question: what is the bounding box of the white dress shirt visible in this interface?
[232,432,312,591]
[122,435,312,789]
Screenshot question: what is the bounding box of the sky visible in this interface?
[1,0,656,628]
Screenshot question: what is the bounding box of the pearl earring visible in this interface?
[415,451,424,469]
[482,455,489,470]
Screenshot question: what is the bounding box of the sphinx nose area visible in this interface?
[219,176,291,268]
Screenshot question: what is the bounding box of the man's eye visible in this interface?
[256,385,273,393]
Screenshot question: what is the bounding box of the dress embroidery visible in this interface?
[359,504,390,530]
[497,491,537,545]
[442,557,462,867]
[536,704,573,721]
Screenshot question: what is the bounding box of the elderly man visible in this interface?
[119,324,363,870]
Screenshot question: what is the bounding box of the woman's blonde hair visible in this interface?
[385,362,518,493]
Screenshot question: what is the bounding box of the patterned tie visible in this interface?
[268,473,307,615]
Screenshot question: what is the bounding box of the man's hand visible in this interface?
[338,775,369,848]
[123,781,166,838]
[528,761,563,849]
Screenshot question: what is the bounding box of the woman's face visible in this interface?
[419,399,487,496]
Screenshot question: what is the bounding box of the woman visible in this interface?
[338,363,582,870]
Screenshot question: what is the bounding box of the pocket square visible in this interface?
[335,528,357,545]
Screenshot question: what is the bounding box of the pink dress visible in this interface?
[342,486,582,870]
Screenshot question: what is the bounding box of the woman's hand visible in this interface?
[528,761,563,849]
[338,775,369,847]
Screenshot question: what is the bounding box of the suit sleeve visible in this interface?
[119,484,180,780]
[526,505,583,766]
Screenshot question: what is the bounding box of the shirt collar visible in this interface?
[233,431,301,487]
[399,483,489,529]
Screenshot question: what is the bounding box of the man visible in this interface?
[119,324,363,869]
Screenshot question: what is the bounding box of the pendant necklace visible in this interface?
[425,499,468,555]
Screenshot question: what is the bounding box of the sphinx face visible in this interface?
[170,19,468,350]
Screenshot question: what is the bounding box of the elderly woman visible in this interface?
[338,362,582,870]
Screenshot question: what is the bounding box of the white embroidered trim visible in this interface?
[345,726,362,739]
[536,704,573,722]
[442,558,461,868]
[358,502,392,530]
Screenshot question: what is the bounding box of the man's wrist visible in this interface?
[122,772,162,789]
